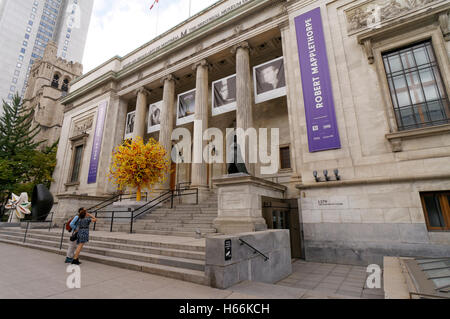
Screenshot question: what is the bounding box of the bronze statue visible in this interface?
[227,134,249,175]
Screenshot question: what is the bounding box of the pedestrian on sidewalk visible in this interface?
[71,208,97,265]
[65,208,83,264]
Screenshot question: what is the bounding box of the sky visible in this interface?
[82,0,219,72]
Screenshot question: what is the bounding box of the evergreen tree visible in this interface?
[0,93,42,157]
[0,94,56,216]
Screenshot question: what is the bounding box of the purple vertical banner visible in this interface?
[294,7,341,152]
[87,101,108,184]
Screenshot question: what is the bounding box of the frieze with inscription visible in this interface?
[73,117,94,137]
[346,0,443,33]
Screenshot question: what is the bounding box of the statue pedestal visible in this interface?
[213,173,287,234]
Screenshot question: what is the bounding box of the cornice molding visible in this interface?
[296,173,450,190]
[62,0,279,105]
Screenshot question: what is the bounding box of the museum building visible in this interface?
[51,0,450,265]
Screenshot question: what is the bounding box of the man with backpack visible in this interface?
[65,208,84,264]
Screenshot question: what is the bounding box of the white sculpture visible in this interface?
[5,193,31,223]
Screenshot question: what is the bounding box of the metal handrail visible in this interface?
[22,213,54,244]
[86,192,148,214]
[92,187,199,233]
[59,223,66,250]
[131,191,174,233]
[92,190,173,233]
[239,238,269,262]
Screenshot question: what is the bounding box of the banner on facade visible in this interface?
[124,111,135,139]
[148,101,162,133]
[177,89,196,125]
[253,56,287,104]
[87,101,108,184]
[212,74,237,116]
[295,7,341,152]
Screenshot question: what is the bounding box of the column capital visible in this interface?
[192,59,210,71]
[160,74,175,85]
[136,87,151,97]
[231,41,251,55]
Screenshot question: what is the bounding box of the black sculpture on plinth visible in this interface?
[31,184,54,221]
[227,134,249,175]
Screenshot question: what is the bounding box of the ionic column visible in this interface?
[191,59,209,189]
[232,41,255,175]
[160,74,176,189]
[134,87,150,139]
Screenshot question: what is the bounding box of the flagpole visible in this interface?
[155,1,160,37]
[188,0,192,17]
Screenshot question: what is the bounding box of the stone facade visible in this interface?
[205,230,292,289]
[23,41,83,149]
[51,0,450,265]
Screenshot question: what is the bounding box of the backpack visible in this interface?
[66,218,72,232]
[66,217,76,232]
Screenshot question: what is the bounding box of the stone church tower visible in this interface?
[23,41,83,149]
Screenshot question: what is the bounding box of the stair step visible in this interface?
[137,230,210,237]
[0,238,207,285]
[92,224,216,234]
[141,225,216,231]
[0,228,205,252]
[0,231,205,260]
[136,221,214,227]
[0,233,205,269]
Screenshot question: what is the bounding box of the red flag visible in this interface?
[150,0,159,10]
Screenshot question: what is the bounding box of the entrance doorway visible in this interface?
[262,198,303,259]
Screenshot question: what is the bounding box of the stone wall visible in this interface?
[205,230,292,289]
[284,0,450,264]
[299,179,450,265]
[52,194,110,225]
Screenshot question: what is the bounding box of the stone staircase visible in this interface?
[0,228,209,285]
[93,191,219,238]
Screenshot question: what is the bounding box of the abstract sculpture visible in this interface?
[5,193,31,222]
[31,184,54,221]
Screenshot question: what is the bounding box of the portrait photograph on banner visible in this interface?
[253,56,287,104]
[212,74,237,116]
[124,111,135,139]
[148,101,162,133]
[177,89,196,125]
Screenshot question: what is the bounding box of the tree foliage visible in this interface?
[109,137,171,201]
[0,94,41,156]
[0,94,57,212]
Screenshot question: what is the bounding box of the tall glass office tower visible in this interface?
[0,0,93,106]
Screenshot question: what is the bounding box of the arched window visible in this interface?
[51,74,60,88]
[61,78,69,92]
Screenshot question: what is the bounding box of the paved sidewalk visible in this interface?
[277,260,385,299]
[0,243,245,299]
[0,243,384,299]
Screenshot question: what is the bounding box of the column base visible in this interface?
[213,217,267,235]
